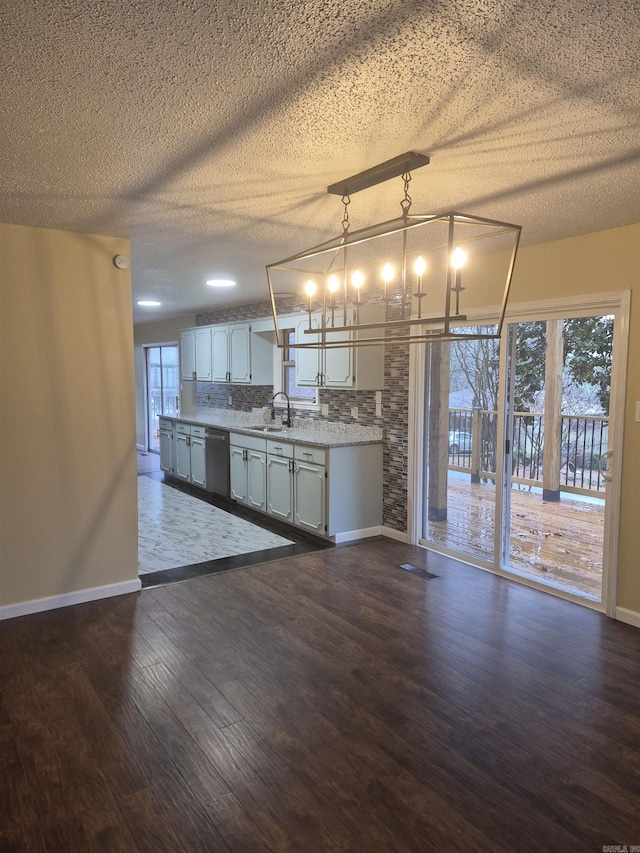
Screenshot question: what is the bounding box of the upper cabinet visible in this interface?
[212,322,252,383]
[180,327,212,381]
[295,305,384,390]
[182,321,273,385]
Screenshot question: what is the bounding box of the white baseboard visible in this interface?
[615,607,640,629]
[0,578,142,622]
[381,526,409,543]
[333,526,382,544]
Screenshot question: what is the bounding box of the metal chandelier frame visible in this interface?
[266,153,522,349]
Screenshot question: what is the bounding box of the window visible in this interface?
[274,328,318,408]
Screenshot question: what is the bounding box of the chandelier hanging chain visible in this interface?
[400,171,412,219]
[341,194,351,236]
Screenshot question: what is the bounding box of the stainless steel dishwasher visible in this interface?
[205,428,230,496]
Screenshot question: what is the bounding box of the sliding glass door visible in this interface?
[145,345,179,452]
[420,300,626,611]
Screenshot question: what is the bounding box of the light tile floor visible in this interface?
[138,475,293,574]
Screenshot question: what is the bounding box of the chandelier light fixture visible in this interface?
[266,152,521,349]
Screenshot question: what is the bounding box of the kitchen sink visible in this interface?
[248,425,287,433]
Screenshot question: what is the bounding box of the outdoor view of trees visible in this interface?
[448,316,613,491]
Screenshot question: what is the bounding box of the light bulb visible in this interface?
[451,247,467,270]
[414,255,426,276]
[304,280,317,297]
[381,263,394,284]
[352,270,364,290]
[327,274,340,293]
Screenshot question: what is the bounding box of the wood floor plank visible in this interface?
[2,539,640,851]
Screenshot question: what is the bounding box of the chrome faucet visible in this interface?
[271,392,292,428]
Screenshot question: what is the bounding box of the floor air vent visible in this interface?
[399,563,439,580]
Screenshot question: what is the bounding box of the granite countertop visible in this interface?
[163,409,383,448]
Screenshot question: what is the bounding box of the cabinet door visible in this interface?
[175,433,191,481]
[211,326,230,382]
[323,327,353,387]
[180,330,196,381]
[190,436,207,489]
[195,328,212,381]
[295,315,321,386]
[267,455,294,523]
[159,429,173,473]
[229,323,251,383]
[229,446,247,502]
[246,450,267,511]
[294,462,325,534]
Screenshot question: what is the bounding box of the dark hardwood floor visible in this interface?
[2,538,640,851]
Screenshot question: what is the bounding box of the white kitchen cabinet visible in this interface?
[180,327,212,381]
[180,329,196,381]
[293,459,325,534]
[266,440,325,534]
[175,431,191,481]
[174,423,207,489]
[189,431,207,488]
[212,322,250,383]
[295,305,384,390]
[229,433,267,511]
[211,322,272,385]
[266,442,294,523]
[159,418,174,474]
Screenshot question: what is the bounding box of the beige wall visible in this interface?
[0,223,138,607]
[133,314,195,449]
[509,224,640,612]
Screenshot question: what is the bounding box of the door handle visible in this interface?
[598,449,613,483]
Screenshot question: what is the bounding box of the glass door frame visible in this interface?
[409,290,630,618]
[143,341,179,453]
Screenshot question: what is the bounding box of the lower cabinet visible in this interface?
[267,441,325,534]
[229,434,267,511]
[159,418,174,474]
[174,423,207,489]
[232,433,382,540]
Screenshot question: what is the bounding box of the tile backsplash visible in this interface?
[194,303,409,533]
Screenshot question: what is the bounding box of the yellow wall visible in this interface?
[133,314,195,449]
[0,223,138,607]
[509,224,640,612]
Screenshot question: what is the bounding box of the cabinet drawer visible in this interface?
[230,433,267,453]
[190,425,206,439]
[294,444,326,466]
[158,417,174,431]
[176,422,191,435]
[267,439,294,458]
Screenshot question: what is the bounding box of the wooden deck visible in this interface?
[425,475,604,600]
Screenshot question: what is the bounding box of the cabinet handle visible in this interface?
[192,371,197,380]
[303,452,312,458]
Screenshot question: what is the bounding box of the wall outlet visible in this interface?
[228,394,232,406]
[205,393,210,402]
[351,406,358,419]
[375,390,382,418]
[321,403,329,417]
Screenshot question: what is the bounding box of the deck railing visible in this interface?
[448,408,609,495]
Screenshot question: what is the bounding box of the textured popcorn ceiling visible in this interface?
[1,0,638,323]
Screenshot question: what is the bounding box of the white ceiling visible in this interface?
[1,0,639,325]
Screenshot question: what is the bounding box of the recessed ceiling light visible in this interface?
[137,300,162,306]
[206,279,236,287]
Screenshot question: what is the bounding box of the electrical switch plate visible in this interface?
[228,394,232,405]
[321,403,329,417]
[636,401,640,422]
[375,390,382,418]
[350,406,358,419]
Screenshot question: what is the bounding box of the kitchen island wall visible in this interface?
[194,300,409,535]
